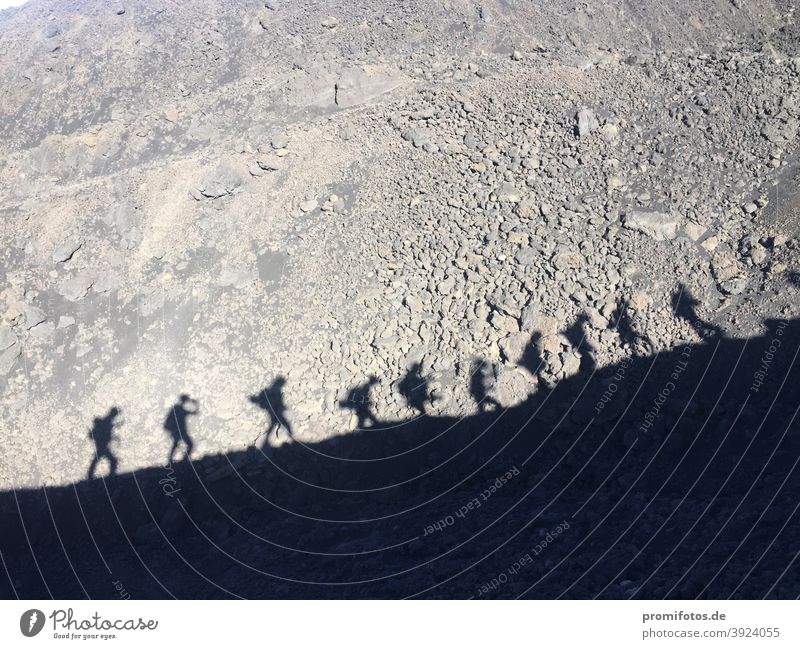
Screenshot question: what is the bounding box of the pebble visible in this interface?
[271,134,289,149]
[299,199,318,213]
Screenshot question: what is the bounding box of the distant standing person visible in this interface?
[164,394,199,464]
[88,407,121,479]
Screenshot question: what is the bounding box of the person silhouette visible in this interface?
[340,375,379,429]
[470,359,500,413]
[87,407,121,479]
[249,377,293,445]
[398,362,433,415]
[164,394,199,463]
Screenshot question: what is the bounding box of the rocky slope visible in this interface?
[0,0,799,597]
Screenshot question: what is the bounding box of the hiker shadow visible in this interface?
[339,375,380,430]
[470,359,501,413]
[87,407,122,479]
[163,394,199,464]
[397,362,438,415]
[250,377,293,447]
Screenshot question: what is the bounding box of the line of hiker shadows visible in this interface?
[85,287,708,478]
[2,317,799,599]
[87,364,439,481]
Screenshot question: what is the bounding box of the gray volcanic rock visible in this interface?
[576,108,599,137]
[623,211,682,241]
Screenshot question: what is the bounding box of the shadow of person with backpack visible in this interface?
[164,394,199,464]
[249,377,294,446]
[87,407,122,479]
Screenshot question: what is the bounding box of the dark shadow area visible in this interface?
[1,318,799,599]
